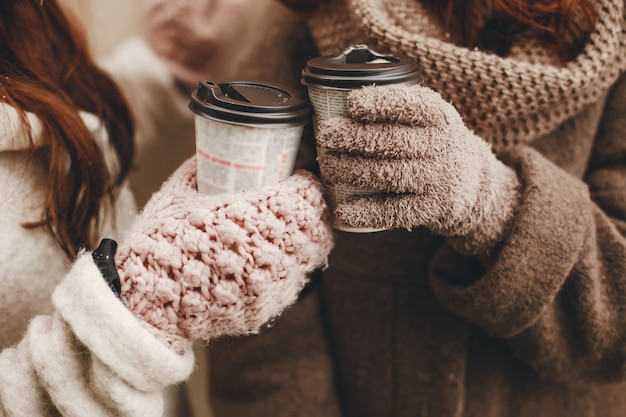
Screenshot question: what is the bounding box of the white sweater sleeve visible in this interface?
[0,253,195,417]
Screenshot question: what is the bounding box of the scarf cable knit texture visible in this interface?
[114,158,333,352]
[307,0,626,148]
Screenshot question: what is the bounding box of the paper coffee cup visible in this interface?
[301,45,422,233]
[189,81,310,195]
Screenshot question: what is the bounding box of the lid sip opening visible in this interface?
[189,80,311,127]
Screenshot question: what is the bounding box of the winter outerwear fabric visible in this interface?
[204,1,626,417]
[0,37,195,416]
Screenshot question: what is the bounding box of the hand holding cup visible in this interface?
[316,84,521,254]
[113,157,333,353]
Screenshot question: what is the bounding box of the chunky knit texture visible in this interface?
[316,84,521,253]
[307,0,626,148]
[115,157,333,352]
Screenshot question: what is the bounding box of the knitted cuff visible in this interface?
[52,254,195,391]
[429,146,592,337]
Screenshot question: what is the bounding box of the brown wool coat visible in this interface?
[203,1,626,416]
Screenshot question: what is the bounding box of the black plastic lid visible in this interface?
[301,45,422,89]
[189,81,311,127]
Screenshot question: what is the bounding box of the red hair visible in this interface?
[423,0,597,59]
[277,0,597,59]
[0,0,135,257]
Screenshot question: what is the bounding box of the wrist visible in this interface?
[448,159,521,255]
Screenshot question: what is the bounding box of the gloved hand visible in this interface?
[316,84,521,254]
[142,0,249,85]
[113,157,333,353]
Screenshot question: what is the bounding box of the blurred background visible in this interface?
[61,0,142,56]
[61,0,277,209]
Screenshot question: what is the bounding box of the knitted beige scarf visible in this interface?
[307,0,626,146]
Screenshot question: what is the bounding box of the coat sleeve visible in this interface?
[428,70,626,384]
[0,253,195,417]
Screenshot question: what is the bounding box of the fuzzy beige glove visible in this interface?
[316,84,521,254]
[114,157,333,353]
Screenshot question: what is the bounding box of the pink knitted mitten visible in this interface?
[316,84,521,254]
[115,157,333,352]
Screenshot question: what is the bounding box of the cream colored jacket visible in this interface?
[0,38,195,416]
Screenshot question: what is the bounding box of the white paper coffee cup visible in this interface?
[190,81,310,195]
[301,45,423,233]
